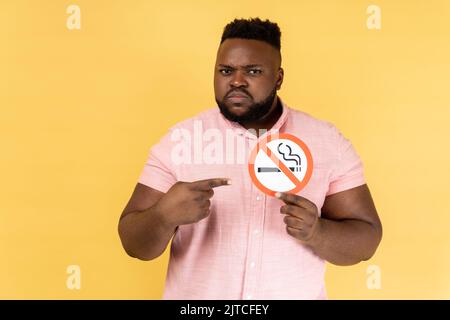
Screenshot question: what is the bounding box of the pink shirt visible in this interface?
[138,99,365,300]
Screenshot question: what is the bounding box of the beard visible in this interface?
[216,86,278,123]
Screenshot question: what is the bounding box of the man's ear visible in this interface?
[276,67,284,90]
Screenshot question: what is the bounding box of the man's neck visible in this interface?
[239,97,283,136]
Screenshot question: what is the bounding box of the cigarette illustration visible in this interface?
[257,167,298,172]
[257,142,302,173]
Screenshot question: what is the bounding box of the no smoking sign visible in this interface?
[248,133,313,197]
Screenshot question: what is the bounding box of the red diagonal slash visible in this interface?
[258,136,302,187]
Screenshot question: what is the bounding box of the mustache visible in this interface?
[225,89,253,99]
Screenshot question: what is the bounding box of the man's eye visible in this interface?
[248,69,262,75]
[220,69,232,75]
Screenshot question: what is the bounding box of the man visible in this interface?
[118,18,382,299]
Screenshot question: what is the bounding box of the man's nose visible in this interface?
[230,70,248,88]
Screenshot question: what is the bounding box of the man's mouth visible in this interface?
[227,96,249,104]
[226,92,251,104]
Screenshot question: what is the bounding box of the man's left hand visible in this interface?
[275,192,321,243]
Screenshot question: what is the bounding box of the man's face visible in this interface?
[214,39,283,123]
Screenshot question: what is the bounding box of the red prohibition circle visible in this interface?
[248,133,313,197]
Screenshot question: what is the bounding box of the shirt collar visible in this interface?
[219,96,290,140]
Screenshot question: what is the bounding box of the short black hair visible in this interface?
[220,18,281,50]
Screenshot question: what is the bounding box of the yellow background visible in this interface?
[1,0,450,299]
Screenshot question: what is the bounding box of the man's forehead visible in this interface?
[216,38,278,66]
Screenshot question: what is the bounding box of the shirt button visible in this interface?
[250,262,255,268]
[256,195,261,201]
[246,294,252,300]
[253,229,259,235]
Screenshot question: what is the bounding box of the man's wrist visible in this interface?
[302,217,324,249]
[151,203,178,232]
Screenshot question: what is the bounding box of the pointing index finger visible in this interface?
[190,178,232,190]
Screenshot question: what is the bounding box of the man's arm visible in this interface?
[118,178,231,261]
[277,184,382,266]
[118,183,177,261]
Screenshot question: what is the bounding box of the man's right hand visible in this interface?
[152,178,231,228]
